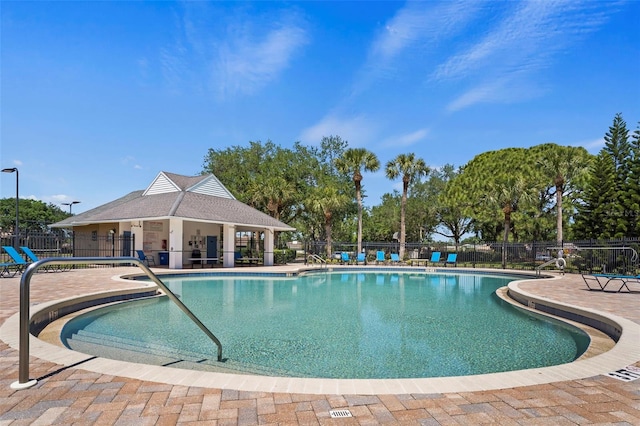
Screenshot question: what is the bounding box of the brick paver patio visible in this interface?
[1,266,639,424]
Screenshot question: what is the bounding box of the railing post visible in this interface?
[11,257,223,390]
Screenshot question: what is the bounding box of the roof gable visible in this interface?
[188,175,236,199]
[143,171,235,199]
[143,172,181,195]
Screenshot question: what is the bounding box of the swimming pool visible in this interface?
[60,271,589,379]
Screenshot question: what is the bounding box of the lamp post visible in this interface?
[1,167,19,248]
[62,200,81,214]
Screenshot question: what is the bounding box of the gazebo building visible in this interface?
[52,171,295,268]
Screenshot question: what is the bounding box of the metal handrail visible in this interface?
[535,257,564,276]
[306,254,327,268]
[10,257,223,390]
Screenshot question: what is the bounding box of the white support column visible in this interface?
[223,224,236,268]
[131,222,143,252]
[169,218,183,269]
[264,229,274,266]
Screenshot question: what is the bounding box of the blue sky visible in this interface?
[2,1,639,214]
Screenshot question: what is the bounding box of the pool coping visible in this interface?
[1,269,639,395]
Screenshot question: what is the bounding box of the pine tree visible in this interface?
[623,122,640,237]
[603,113,631,237]
[574,151,618,239]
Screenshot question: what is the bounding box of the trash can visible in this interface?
[158,251,169,265]
[191,249,201,267]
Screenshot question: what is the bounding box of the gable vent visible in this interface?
[189,175,236,199]
[144,173,181,196]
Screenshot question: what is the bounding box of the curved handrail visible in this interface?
[535,257,564,276]
[11,257,223,390]
[306,254,327,268]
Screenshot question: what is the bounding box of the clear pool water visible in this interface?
[61,271,589,379]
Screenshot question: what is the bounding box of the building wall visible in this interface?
[182,221,221,265]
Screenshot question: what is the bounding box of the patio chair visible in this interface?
[390,253,401,265]
[582,273,639,293]
[1,261,19,278]
[20,246,61,272]
[445,253,458,267]
[356,253,366,265]
[376,251,386,265]
[341,252,352,265]
[2,246,28,274]
[428,251,441,266]
[136,250,156,266]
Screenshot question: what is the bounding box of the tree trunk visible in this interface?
[502,206,511,269]
[556,183,563,245]
[399,179,408,258]
[355,178,363,253]
[325,211,333,257]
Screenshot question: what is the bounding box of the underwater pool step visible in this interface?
[68,330,217,362]
[65,330,302,377]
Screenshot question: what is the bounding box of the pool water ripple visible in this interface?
[61,271,589,379]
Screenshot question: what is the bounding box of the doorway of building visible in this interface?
[206,236,218,266]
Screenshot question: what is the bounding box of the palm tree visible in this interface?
[335,148,380,253]
[308,185,350,257]
[247,175,296,221]
[533,144,591,244]
[385,153,429,258]
[485,177,535,268]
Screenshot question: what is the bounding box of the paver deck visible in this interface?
[1,265,639,424]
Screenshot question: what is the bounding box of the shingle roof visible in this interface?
[51,173,294,231]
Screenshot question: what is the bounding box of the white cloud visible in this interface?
[298,114,378,146]
[380,128,430,148]
[354,0,481,93]
[434,1,618,110]
[573,137,605,153]
[214,22,308,98]
[159,5,309,99]
[369,1,480,66]
[49,194,69,202]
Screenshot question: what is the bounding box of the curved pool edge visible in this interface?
[2,267,639,395]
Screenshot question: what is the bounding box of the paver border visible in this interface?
[1,268,639,395]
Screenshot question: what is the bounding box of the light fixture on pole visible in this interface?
[62,200,81,214]
[1,167,19,248]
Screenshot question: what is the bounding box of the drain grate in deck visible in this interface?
[329,409,353,418]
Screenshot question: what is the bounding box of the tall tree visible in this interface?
[574,151,618,239]
[530,144,592,244]
[335,148,380,253]
[307,185,350,256]
[384,153,429,258]
[0,198,69,236]
[436,166,474,246]
[450,148,536,267]
[603,113,632,237]
[623,122,640,237]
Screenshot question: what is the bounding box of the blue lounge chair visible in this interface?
[2,246,28,274]
[0,261,19,277]
[136,250,156,266]
[20,246,60,272]
[445,253,457,267]
[341,252,352,265]
[390,253,401,265]
[582,273,639,292]
[429,251,441,265]
[20,246,40,263]
[356,253,366,265]
[376,251,386,265]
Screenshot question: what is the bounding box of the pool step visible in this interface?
[65,330,298,377]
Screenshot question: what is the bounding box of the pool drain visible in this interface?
[329,409,353,418]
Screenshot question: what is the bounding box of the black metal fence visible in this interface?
[3,232,639,274]
[306,238,640,275]
[1,232,136,268]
